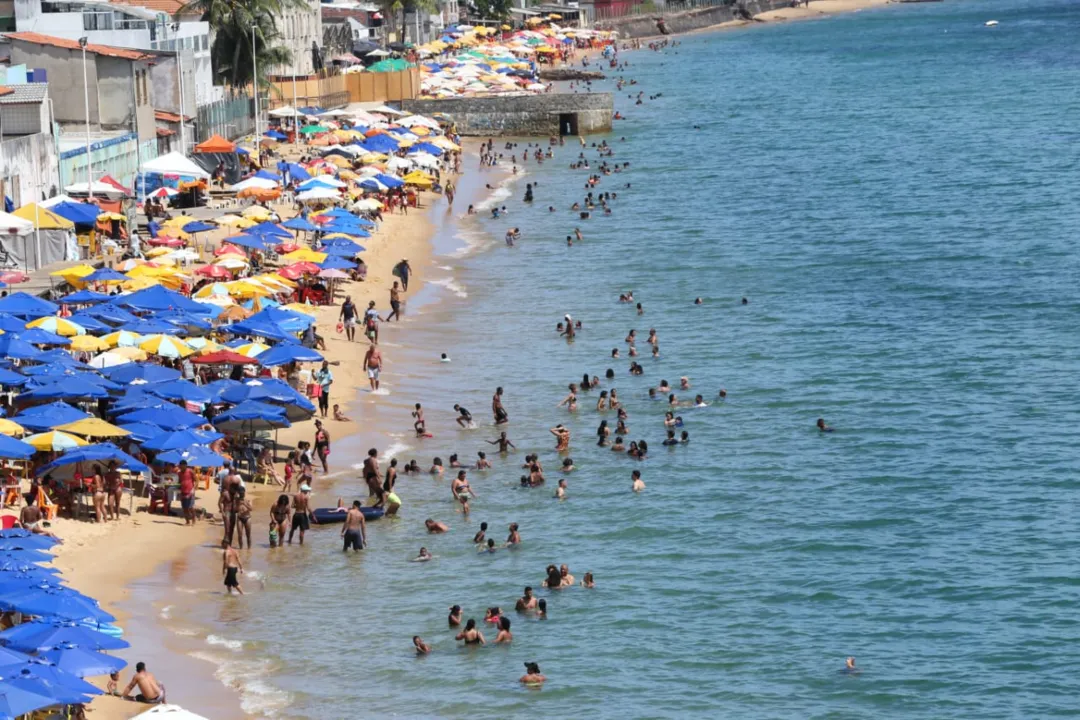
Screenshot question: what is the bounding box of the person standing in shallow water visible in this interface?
[493,387,508,424]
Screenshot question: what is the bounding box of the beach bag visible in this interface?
[308,383,321,398]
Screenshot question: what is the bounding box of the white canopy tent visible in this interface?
[64,181,127,198]
[141,152,211,178]
[0,211,34,237]
[269,106,304,118]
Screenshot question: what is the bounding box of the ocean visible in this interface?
[132,0,1080,717]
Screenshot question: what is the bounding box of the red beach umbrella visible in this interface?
[195,264,232,279]
[191,349,258,365]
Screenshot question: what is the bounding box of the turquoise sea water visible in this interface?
[147,1,1080,717]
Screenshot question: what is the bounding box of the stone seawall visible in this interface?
[401,93,614,137]
[597,0,795,38]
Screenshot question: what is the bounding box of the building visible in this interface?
[322,3,378,58]
[0,82,59,205]
[11,0,219,106]
[2,32,157,189]
[273,0,324,77]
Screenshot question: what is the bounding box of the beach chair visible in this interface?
[35,487,57,521]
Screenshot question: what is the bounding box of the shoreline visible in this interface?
[65,0,894,712]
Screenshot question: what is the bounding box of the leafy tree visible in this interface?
[183,0,305,88]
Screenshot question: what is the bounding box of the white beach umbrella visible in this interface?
[296,187,341,202]
[229,177,279,192]
[132,705,212,720]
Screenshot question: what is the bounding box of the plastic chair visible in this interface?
[35,487,57,521]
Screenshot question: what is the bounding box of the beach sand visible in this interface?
[755,0,893,22]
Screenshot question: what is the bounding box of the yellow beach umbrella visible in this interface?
[163,215,199,228]
[56,417,131,439]
[282,248,327,264]
[228,281,272,298]
[51,264,95,279]
[146,247,174,258]
[0,419,25,437]
[282,302,319,316]
[214,214,256,228]
[98,211,126,222]
[101,330,143,348]
[69,335,110,352]
[109,346,148,361]
[140,334,195,359]
[242,206,273,221]
[26,316,86,337]
[233,342,269,358]
[121,276,163,292]
[25,431,88,451]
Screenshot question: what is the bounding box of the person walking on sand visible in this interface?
[222,540,244,595]
[339,295,357,342]
[364,343,383,392]
[385,281,403,322]
[342,500,367,552]
[314,362,333,419]
[288,485,313,545]
[394,259,412,291]
[178,460,196,526]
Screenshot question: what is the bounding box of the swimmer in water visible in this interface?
[632,469,646,492]
[817,418,834,433]
[441,353,451,363]
[694,297,703,305]
[718,389,727,400]
[412,547,433,562]
[425,519,449,533]
[507,522,521,545]
[455,619,485,645]
[694,395,707,407]
[487,431,516,453]
[495,616,513,644]
[581,572,595,588]
[448,605,463,627]
[515,586,537,612]
[841,657,860,675]
[473,522,488,544]
[554,478,567,499]
[481,538,497,553]
[413,636,431,654]
[680,377,691,390]
[520,661,545,685]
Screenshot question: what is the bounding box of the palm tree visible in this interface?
[182,0,305,88]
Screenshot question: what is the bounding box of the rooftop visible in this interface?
[109,0,201,16]
[154,109,193,123]
[3,32,154,61]
[0,83,48,104]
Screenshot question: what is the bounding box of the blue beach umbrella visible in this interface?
[103,364,180,385]
[0,680,65,716]
[223,234,269,251]
[0,369,28,388]
[15,328,69,346]
[0,316,28,333]
[4,660,104,696]
[182,221,216,234]
[82,304,138,325]
[321,243,365,256]
[147,379,214,405]
[212,401,289,432]
[319,256,356,270]
[159,311,213,333]
[282,217,318,232]
[48,201,100,227]
[109,393,173,416]
[0,646,31,668]
[13,402,91,432]
[0,293,58,319]
[81,268,128,284]
[17,380,110,402]
[115,406,205,430]
[2,672,95,706]
[66,313,111,333]
[256,341,323,367]
[0,622,128,653]
[114,422,164,443]
[222,319,295,343]
[34,350,87,368]
[409,142,443,156]
[126,318,182,336]
[34,443,149,478]
[115,285,211,315]
[59,290,110,305]
[38,643,126,677]
[142,428,223,452]
[247,222,291,239]
[0,336,41,360]
[155,447,226,467]
[0,435,35,460]
[221,380,314,422]
[0,537,57,552]
[247,307,314,332]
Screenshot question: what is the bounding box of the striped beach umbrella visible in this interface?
[233,342,269,358]
[25,317,86,337]
[25,431,88,451]
[101,331,142,348]
[139,334,195,359]
[69,335,110,352]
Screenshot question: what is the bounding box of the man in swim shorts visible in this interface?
[221,540,244,594]
[364,343,382,391]
[341,500,367,552]
[492,387,508,424]
[121,662,165,704]
[288,485,313,545]
[454,404,473,428]
[339,295,357,342]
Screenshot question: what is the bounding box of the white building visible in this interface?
[272,0,323,77]
[11,0,220,106]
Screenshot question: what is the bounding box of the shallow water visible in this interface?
[145,1,1080,717]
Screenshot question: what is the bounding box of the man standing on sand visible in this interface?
[395,258,412,291]
[178,460,196,526]
[385,281,403,322]
[342,500,367,552]
[222,540,244,595]
[493,387,508,424]
[364,342,383,391]
[288,485,313,545]
[121,662,165,704]
[339,295,357,342]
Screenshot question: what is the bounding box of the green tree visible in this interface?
[379,0,438,44]
[182,0,305,88]
[470,0,511,21]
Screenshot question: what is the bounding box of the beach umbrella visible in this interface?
[24,432,87,452]
[15,328,69,346]
[182,221,216,234]
[212,401,289,432]
[126,319,181,337]
[222,319,294,343]
[0,419,25,437]
[139,335,195,359]
[39,643,126,677]
[63,310,113,333]
[0,370,28,388]
[115,406,205,430]
[148,379,214,404]
[59,289,110,305]
[159,312,213,333]
[68,336,109,352]
[247,222,291,239]
[105,346,149,362]
[0,622,129,653]
[141,428,222,452]
[55,418,129,440]
[155,447,226,468]
[3,661,103,698]
[34,443,148,477]
[319,256,357,271]
[109,392,172,416]
[114,422,163,443]
[82,268,128,284]
[190,350,255,366]
[231,342,269,358]
[87,351,133,369]
[0,680,67,716]
[82,304,139,326]
[318,268,349,280]
[0,293,58,319]
[282,217,319,232]
[0,585,112,622]
[17,379,110,402]
[195,265,231,279]
[0,435,34,460]
[99,331,142,348]
[103,363,180,385]
[222,234,269,252]
[0,550,54,565]
[256,342,323,367]
[13,403,91,433]
[0,647,32,669]
[214,244,245,257]
[0,316,28,333]
[0,537,57,553]
[0,336,41,360]
[116,285,212,315]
